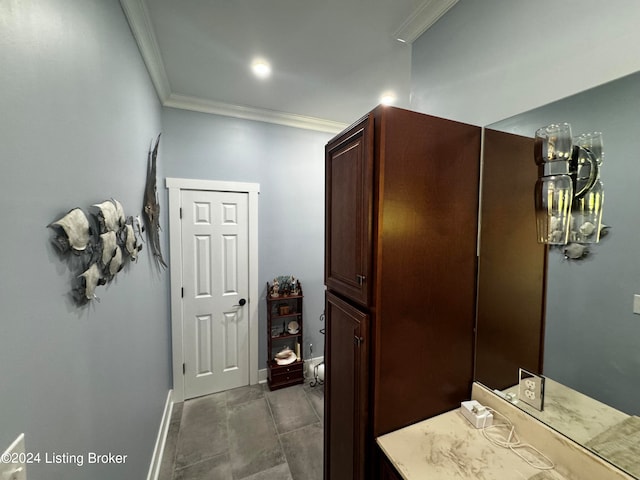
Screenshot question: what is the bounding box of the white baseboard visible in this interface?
[146,390,173,480]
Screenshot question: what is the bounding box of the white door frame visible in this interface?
[166,178,260,403]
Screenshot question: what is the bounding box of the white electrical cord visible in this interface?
[480,407,555,471]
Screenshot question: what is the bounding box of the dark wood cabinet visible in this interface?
[266,283,304,390]
[324,114,374,307]
[324,292,369,480]
[324,106,481,480]
[376,447,402,480]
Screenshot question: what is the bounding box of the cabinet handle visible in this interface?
[356,275,366,286]
[353,336,364,346]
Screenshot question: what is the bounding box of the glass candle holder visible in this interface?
[571,179,604,244]
[535,123,574,164]
[535,174,573,245]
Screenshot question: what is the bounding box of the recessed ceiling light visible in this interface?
[380,92,397,105]
[251,59,271,79]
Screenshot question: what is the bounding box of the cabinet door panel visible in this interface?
[324,292,369,480]
[325,115,373,307]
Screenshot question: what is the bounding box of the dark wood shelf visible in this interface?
[268,359,304,390]
[267,293,303,301]
[267,282,304,391]
[269,359,303,369]
[270,313,302,320]
[271,332,302,340]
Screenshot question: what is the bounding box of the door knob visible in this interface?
[234,298,247,307]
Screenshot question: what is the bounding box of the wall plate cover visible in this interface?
[519,368,545,411]
[633,294,640,314]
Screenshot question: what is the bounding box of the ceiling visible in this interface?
[121,0,458,133]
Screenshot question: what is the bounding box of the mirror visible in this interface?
[476,70,640,478]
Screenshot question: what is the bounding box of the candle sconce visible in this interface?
[534,123,606,255]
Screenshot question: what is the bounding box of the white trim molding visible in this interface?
[165,178,260,194]
[146,390,173,480]
[166,178,260,403]
[393,0,459,44]
[164,94,348,134]
[119,0,171,103]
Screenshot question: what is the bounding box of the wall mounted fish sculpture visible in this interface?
[48,199,141,305]
[142,134,167,270]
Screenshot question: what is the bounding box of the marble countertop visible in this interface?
[501,379,639,478]
[502,378,629,445]
[377,409,568,480]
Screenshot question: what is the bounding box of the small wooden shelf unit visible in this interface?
[266,284,304,390]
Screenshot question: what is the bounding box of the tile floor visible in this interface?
[159,381,324,480]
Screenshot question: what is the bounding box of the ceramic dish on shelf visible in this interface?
[275,348,293,359]
[275,351,297,365]
[287,320,299,334]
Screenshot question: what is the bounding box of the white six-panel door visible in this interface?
[181,189,249,398]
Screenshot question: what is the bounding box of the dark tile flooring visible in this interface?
[159,381,324,480]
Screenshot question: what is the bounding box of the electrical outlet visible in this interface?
[519,368,545,411]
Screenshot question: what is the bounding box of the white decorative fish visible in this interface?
[100,231,117,266]
[49,208,91,252]
[79,263,102,300]
[93,200,120,232]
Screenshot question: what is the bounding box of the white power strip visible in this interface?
[460,400,493,428]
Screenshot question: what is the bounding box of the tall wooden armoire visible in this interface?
[324,105,481,480]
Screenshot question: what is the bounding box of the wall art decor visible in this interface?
[48,198,144,305]
[142,134,167,270]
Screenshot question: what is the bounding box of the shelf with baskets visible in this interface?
[267,278,304,390]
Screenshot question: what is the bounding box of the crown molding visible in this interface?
[119,0,171,102]
[164,93,348,134]
[120,0,348,133]
[394,0,459,44]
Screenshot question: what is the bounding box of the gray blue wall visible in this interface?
[1,4,331,477]
[0,1,170,479]
[410,0,640,126]
[409,0,640,414]
[161,108,332,366]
